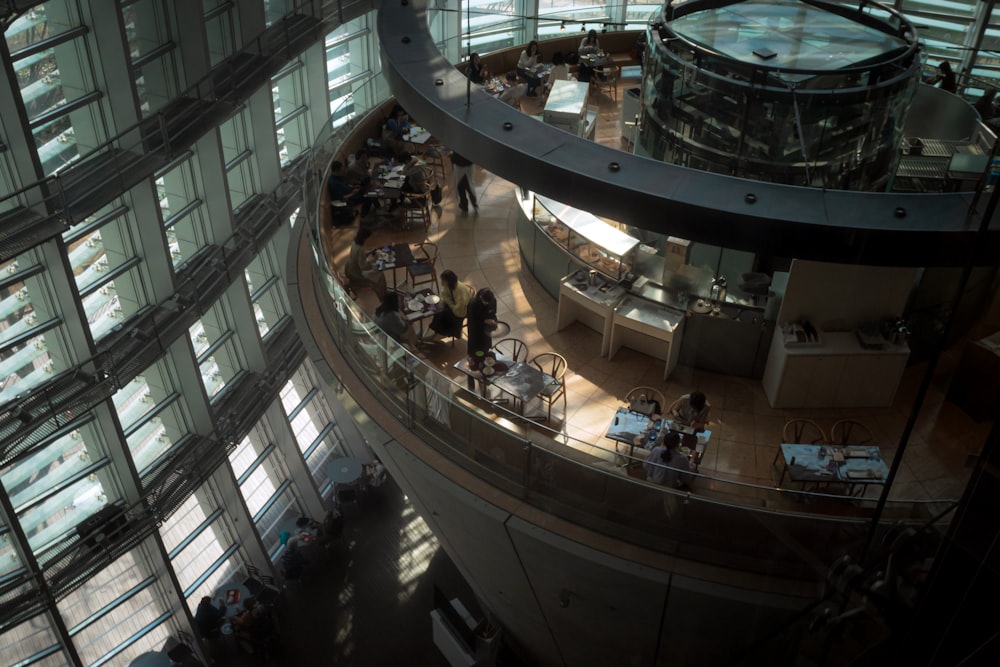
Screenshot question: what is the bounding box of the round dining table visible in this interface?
[212,582,251,618]
[128,652,171,667]
[328,456,363,485]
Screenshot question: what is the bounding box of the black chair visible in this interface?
[244,564,280,605]
[337,487,358,509]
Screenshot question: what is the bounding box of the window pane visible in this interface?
[0,615,65,667]
[113,362,190,475]
[0,423,119,555]
[257,486,300,557]
[60,548,172,665]
[5,2,82,53]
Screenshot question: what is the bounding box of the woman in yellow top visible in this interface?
[424,269,474,341]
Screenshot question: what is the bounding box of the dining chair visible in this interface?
[407,242,439,294]
[530,352,568,423]
[782,418,828,444]
[401,190,432,232]
[830,419,876,446]
[422,144,451,180]
[243,564,280,605]
[624,386,665,417]
[595,65,619,101]
[493,337,529,363]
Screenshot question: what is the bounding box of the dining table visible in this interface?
[328,456,364,486]
[775,443,890,496]
[281,515,320,548]
[605,407,712,467]
[128,652,171,667]
[213,582,251,618]
[489,360,553,417]
[404,125,433,145]
[402,288,442,337]
[371,242,417,290]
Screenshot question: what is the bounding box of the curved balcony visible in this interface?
[291,78,960,591]
[287,5,991,663]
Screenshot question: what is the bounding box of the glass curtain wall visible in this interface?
[0,0,997,664]
[0,0,382,663]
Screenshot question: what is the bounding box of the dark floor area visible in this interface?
[207,478,475,666]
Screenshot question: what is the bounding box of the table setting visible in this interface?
[605,407,710,467]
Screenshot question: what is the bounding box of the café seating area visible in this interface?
[317,80,980,519]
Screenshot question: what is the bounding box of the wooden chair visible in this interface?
[407,242,439,293]
[530,352,568,423]
[422,143,451,180]
[783,418,828,444]
[493,337,528,363]
[830,419,876,446]
[594,64,619,101]
[401,190,432,231]
[625,386,664,417]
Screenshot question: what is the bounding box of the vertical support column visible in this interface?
[0,485,85,667]
[301,40,329,142]
[245,81,282,194]
[264,401,326,519]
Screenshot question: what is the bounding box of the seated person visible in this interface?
[328,160,369,225]
[280,537,306,580]
[344,227,387,298]
[467,52,489,84]
[669,391,710,449]
[643,431,694,489]
[373,291,419,349]
[194,596,225,640]
[578,29,601,82]
[399,155,431,211]
[548,51,573,85]
[424,269,474,341]
[517,40,542,97]
[365,459,388,487]
[668,391,710,432]
[382,104,411,154]
[347,148,374,195]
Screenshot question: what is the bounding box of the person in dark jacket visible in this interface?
[194,596,225,639]
[451,151,478,211]
[466,288,498,358]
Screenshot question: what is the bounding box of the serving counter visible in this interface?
[517,190,772,378]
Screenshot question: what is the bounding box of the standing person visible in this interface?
[466,287,498,358]
[517,40,542,97]
[451,151,478,212]
[424,269,475,341]
[344,227,387,298]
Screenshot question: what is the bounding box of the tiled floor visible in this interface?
[321,77,992,512]
[207,479,497,666]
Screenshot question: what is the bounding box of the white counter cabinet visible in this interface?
[609,297,686,380]
[762,331,909,408]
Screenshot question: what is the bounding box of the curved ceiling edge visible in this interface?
[377,2,1000,267]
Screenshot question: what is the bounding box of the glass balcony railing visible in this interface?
[303,76,958,583]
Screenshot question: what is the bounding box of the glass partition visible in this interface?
[302,77,959,584]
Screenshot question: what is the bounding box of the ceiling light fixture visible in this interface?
[560,21,566,31]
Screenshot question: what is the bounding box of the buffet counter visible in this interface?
[517,190,773,377]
